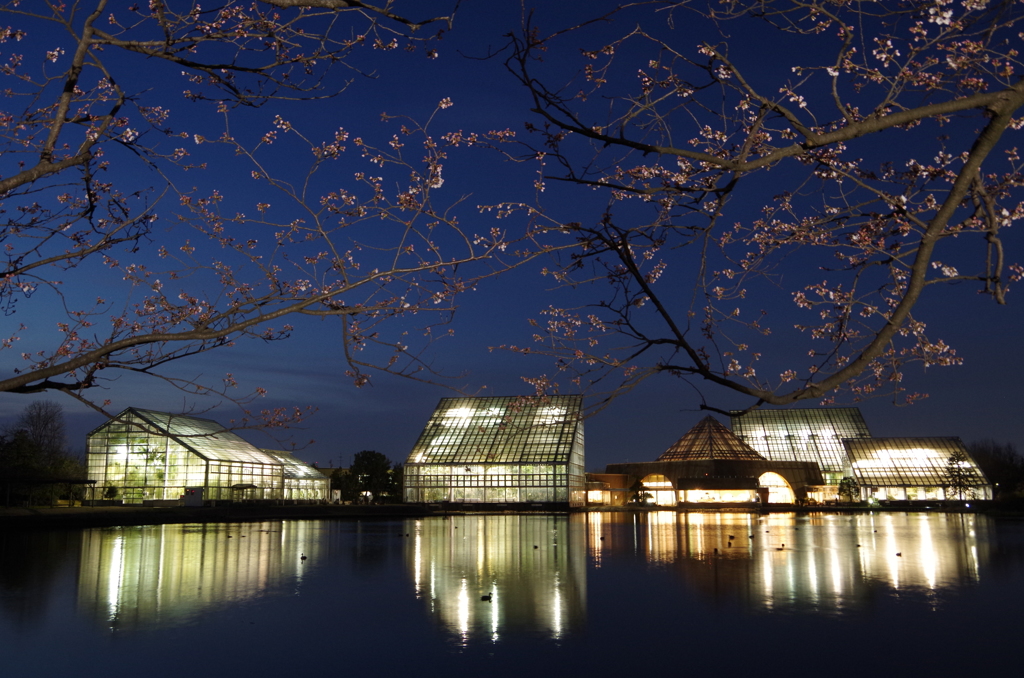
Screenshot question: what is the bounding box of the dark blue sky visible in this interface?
[1,1,1021,470]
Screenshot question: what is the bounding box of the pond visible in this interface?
[1,511,1022,676]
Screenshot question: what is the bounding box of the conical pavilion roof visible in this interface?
[657,416,766,462]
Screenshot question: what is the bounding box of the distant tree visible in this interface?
[350,450,395,504]
[837,477,860,503]
[0,401,85,505]
[330,468,361,504]
[944,451,977,501]
[10,401,68,465]
[0,431,43,479]
[387,463,405,504]
[1,401,79,478]
[629,478,651,505]
[967,440,1024,497]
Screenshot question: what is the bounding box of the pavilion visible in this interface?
[604,416,823,505]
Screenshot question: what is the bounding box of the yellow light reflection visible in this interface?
[105,534,123,624]
[551,572,563,640]
[405,515,585,642]
[587,512,604,565]
[920,516,936,589]
[457,577,469,641]
[586,511,992,613]
[77,521,319,630]
[414,524,423,596]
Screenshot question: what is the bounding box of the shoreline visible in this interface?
[2,501,1017,529]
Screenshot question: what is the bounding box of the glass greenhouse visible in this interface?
[403,395,585,506]
[730,407,872,483]
[844,437,992,501]
[86,408,328,504]
[659,416,767,462]
[261,449,331,500]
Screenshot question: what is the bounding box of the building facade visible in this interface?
[605,417,824,505]
[403,395,586,507]
[86,408,328,504]
[730,407,872,484]
[844,437,993,501]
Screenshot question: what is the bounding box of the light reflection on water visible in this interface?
[2,511,1022,675]
[587,511,991,613]
[62,511,995,636]
[76,521,321,629]
[405,514,586,643]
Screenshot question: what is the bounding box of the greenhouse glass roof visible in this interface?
[730,407,872,473]
[406,395,583,465]
[657,416,766,462]
[844,437,989,487]
[261,449,328,480]
[107,408,280,465]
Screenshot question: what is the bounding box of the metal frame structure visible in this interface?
[86,408,327,504]
[403,396,585,506]
[844,437,992,501]
[730,407,872,483]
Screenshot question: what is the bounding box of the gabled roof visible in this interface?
[406,395,583,465]
[844,437,990,487]
[657,416,766,462]
[92,408,280,466]
[262,449,329,480]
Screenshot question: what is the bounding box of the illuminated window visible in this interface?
[758,472,795,504]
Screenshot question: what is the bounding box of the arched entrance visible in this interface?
[758,472,795,504]
[641,474,676,506]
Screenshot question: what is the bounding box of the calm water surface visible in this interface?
[2,512,1022,676]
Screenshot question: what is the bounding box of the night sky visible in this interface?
[1,1,1021,471]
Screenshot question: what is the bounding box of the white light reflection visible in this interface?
[414,523,422,597]
[761,548,775,610]
[806,544,819,607]
[106,534,124,624]
[551,571,563,640]
[457,577,469,643]
[830,548,843,601]
[886,516,900,590]
[919,516,936,589]
[490,586,499,642]
[430,562,436,614]
[404,515,584,644]
[589,511,994,615]
[79,522,319,630]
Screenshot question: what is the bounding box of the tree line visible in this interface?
[0,401,86,505]
[329,450,403,504]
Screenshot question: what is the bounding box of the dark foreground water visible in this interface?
[2,512,1022,676]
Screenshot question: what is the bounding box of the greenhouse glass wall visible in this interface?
[730,407,872,483]
[261,449,330,500]
[87,408,325,504]
[844,437,993,501]
[403,395,586,507]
